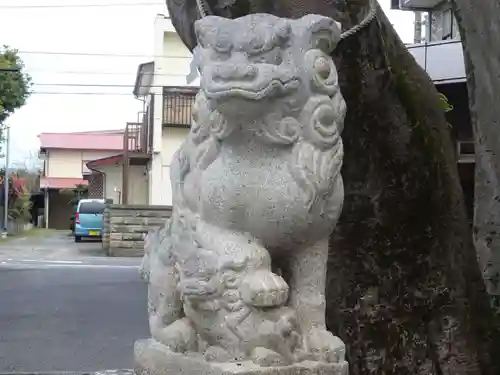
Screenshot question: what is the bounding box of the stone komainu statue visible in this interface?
[140,13,347,369]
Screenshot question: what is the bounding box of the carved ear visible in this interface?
[194,16,223,48]
[275,19,292,43]
[301,15,342,54]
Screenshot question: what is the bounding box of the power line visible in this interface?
[0,2,163,9]
[30,91,137,96]
[18,50,192,59]
[28,69,190,76]
[33,83,173,88]
[29,91,199,96]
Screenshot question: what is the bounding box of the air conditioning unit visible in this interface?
[397,0,443,11]
[457,141,474,163]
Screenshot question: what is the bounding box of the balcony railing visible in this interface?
[125,121,148,154]
[397,0,441,10]
[163,86,198,127]
[406,40,465,83]
[123,95,155,155]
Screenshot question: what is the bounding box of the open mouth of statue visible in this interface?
[204,78,300,101]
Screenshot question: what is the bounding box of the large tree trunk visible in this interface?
[324,3,499,373]
[453,0,500,303]
[165,0,499,373]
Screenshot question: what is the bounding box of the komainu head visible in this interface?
[194,13,342,120]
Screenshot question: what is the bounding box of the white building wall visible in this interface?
[149,14,196,205]
[102,166,122,203]
[45,149,121,179]
[96,164,148,205]
[160,127,189,205]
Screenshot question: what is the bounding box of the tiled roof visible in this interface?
[39,131,125,151]
[39,177,88,189]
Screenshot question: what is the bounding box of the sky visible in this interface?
[0,0,415,167]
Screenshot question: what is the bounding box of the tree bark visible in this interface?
[165,0,499,373]
[323,3,499,374]
[453,0,500,303]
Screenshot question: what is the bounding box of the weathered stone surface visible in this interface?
[109,217,166,226]
[110,232,145,241]
[135,339,348,375]
[109,240,145,248]
[110,224,154,233]
[138,12,348,371]
[109,204,172,211]
[108,210,172,218]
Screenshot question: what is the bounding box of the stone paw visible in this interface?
[204,346,233,363]
[251,347,288,367]
[239,270,289,307]
[152,318,197,353]
[304,328,345,363]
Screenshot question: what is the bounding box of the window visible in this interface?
[429,6,461,42]
[163,90,197,126]
[457,141,474,164]
[78,201,105,214]
[457,141,474,155]
[452,15,461,40]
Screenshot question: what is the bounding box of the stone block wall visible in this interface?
[102,204,172,257]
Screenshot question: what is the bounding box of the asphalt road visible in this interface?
[0,231,149,372]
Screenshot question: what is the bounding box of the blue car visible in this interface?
[74,199,106,242]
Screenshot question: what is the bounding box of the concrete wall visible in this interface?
[45,149,121,179]
[102,204,172,257]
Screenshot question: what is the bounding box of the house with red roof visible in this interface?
[37,16,201,230]
[39,129,148,229]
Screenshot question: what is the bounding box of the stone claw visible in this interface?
[152,318,197,353]
[204,346,233,362]
[250,347,288,367]
[239,270,289,307]
[304,328,345,363]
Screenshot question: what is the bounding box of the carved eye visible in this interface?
[210,49,230,62]
[251,55,267,63]
[247,35,265,55]
[250,49,283,65]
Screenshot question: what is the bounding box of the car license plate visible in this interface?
[89,231,100,236]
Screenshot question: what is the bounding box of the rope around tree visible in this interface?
[194,0,378,40]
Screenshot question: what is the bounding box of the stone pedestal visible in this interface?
[134,339,349,375]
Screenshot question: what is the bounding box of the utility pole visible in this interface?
[3,126,10,237]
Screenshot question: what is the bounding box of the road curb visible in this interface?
[0,370,134,375]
